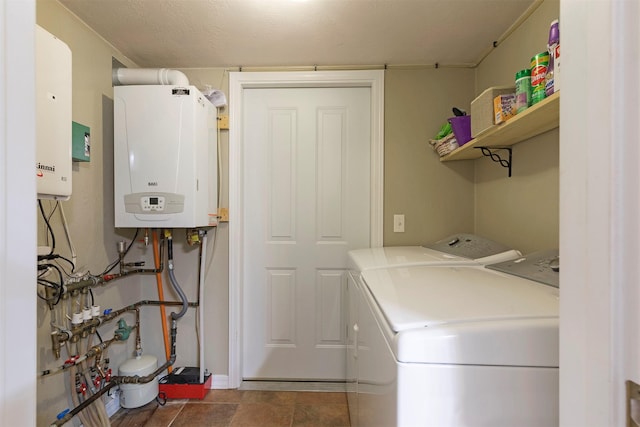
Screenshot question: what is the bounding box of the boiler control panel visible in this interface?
[124,192,184,215]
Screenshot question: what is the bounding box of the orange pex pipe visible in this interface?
[153,229,172,373]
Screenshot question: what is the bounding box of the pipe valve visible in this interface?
[114,318,133,341]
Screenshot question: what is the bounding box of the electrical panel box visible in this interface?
[72,121,90,162]
[36,26,72,200]
[114,85,218,228]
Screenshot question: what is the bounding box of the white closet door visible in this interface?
[242,86,371,380]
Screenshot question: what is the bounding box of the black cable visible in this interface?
[38,253,75,273]
[38,278,59,287]
[38,264,51,276]
[38,200,56,256]
[37,201,76,273]
[37,263,64,305]
[37,280,57,289]
[41,201,58,252]
[156,392,167,406]
[100,229,140,275]
[51,263,64,305]
[37,278,61,303]
[53,255,76,275]
[47,201,59,224]
[36,292,50,302]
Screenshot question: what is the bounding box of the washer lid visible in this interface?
[361,265,559,333]
[348,234,521,272]
[348,246,470,272]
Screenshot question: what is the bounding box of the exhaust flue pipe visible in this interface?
[112,68,189,86]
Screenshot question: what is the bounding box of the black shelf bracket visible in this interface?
[476,147,512,177]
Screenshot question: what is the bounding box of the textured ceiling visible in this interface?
[59,0,537,69]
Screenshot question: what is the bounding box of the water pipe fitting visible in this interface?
[114,318,133,341]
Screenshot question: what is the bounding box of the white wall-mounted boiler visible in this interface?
[113,84,218,228]
[36,25,72,200]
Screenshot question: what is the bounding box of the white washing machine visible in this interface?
[348,251,560,427]
[348,233,522,273]
[346,233,522,424]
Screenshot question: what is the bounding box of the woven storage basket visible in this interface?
[429,133,459,157]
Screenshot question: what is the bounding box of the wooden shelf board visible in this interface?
[440,92,559,162]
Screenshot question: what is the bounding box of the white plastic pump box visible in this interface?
[114,85,218,228]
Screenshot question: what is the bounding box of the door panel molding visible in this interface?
[228,71,384,388]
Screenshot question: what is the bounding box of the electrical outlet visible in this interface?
[393,214,405,233]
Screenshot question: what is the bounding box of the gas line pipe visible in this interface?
[153,229,172,373]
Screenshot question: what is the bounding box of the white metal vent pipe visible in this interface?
[112,68,189,86]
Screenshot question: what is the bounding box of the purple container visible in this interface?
[448,115,472,146]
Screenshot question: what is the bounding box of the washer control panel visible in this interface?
[423,233,512,259]
[487,249,559,288]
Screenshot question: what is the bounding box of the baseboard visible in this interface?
[210,374,230,389]
[239,381,346,392]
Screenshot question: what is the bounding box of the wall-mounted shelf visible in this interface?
[440,91,559,162]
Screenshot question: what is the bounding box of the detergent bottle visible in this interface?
[545,19,560,96]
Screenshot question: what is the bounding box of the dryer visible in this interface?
[349,251,559,427]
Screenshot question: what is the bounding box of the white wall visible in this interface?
[0,0,37,426]
[560,0,640,425]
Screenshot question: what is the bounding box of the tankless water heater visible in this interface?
[113,85,217,228]
[36,26,72,200]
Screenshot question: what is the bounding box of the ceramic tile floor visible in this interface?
[110,389,351,427]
